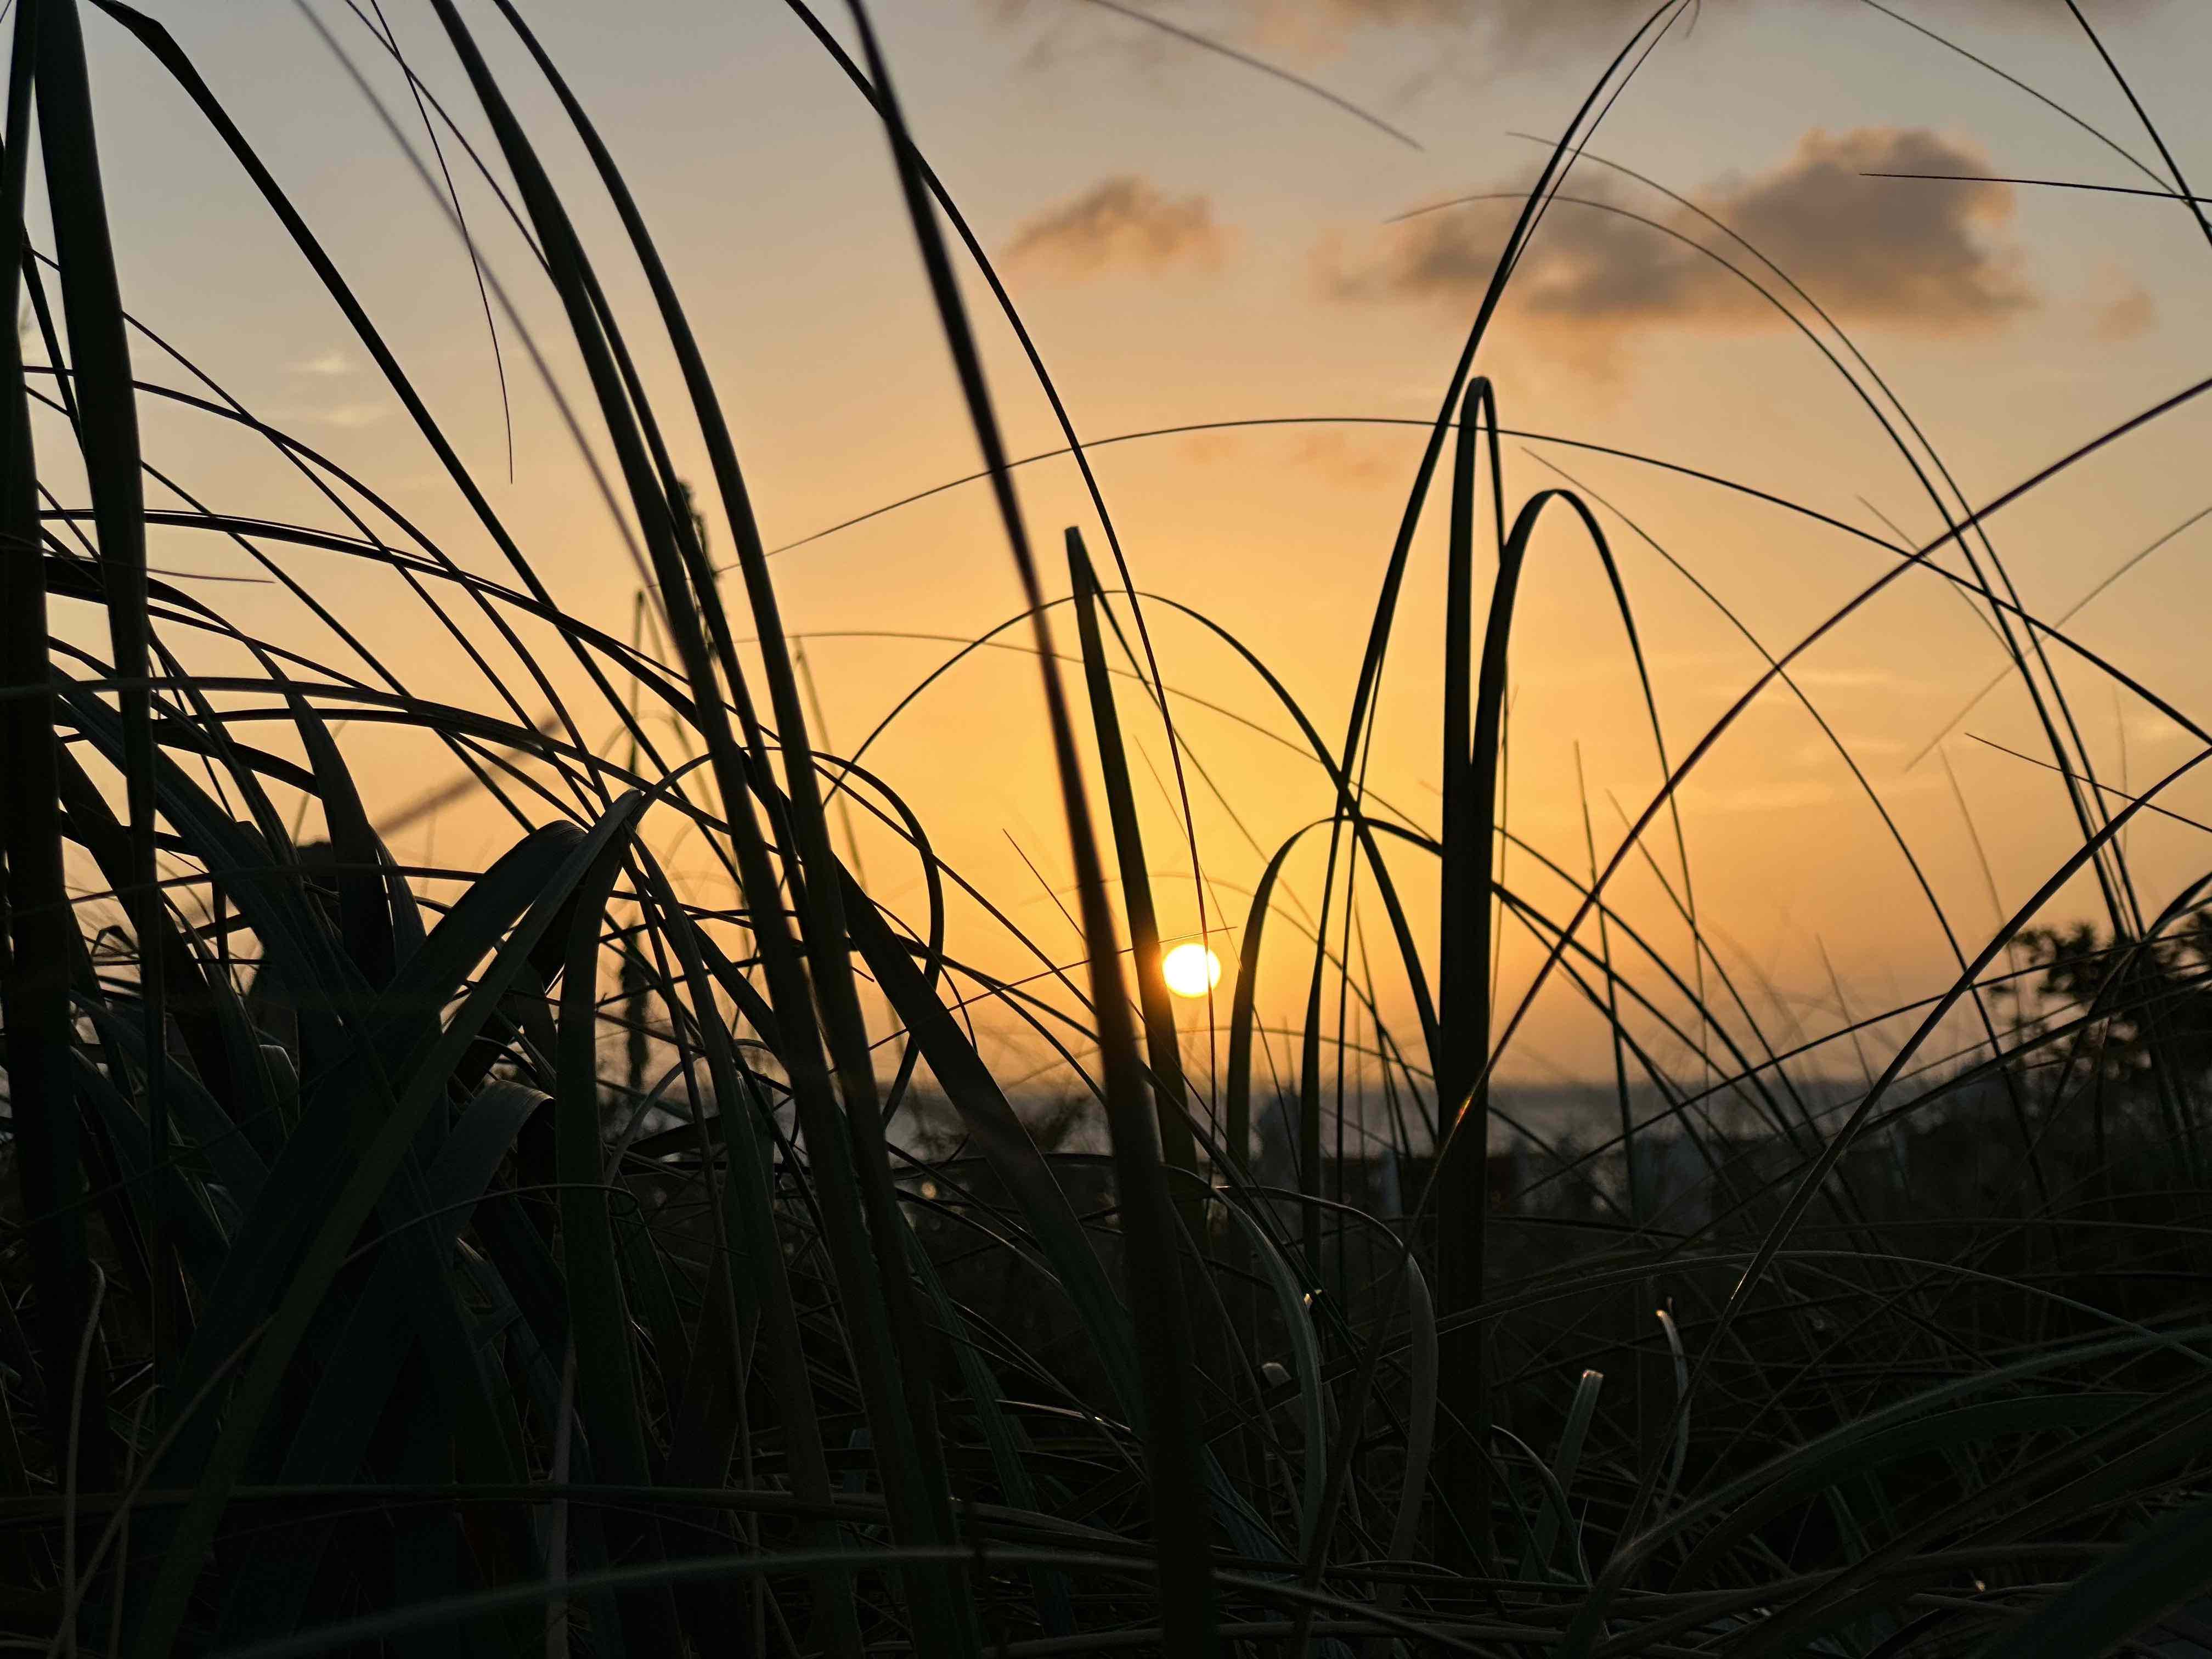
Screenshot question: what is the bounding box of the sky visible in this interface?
[40,0,2212,1101]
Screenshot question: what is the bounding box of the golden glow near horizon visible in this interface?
[88,0,2212,1089]
[1163,942,1223,998]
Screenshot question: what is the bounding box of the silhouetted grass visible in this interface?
[4,1,2212,1655]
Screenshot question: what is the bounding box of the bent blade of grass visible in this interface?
[1389,1252,1438,1568]
[836,1,1220,1646]
[774,0,1219,1084]
[88,0,627,787]
[1651,1304,1689,1517]
[481,0,892,1156]
[1438,483,1653,1562]
[1526,1368,1602,1581]
[1215,1196,1327,1554]
[417,19,975,1640]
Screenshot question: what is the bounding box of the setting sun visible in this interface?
[1162,942,1222,998]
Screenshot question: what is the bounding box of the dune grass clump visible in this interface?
[4,1,2212,1655]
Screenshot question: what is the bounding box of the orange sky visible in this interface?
[42,0,2212,1098]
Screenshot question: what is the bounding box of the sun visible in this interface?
[1161,942,1222,998]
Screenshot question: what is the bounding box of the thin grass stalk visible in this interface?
[31,0,167,1378]
[1438,487,1643,1564]
[642,854,867,1659]
[450,26,980,1636]
[413,12,972,1651]
[1066,528,1203,1224]
[477,0,896,1121]
[772,1,1223,1121]
[87,1,625,826]
[834,3,1222,1647]
[1525,133,2120,1193]
[1435,377,1498,1564]
[1305,20,1688,1588]
[0,0,115,1499]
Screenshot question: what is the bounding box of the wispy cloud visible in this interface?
[302,402,388,430]
[1000,1,2162,71]
[2092,284,2156,343]
[1005,174,1233,281]
[1285,428,1393,487]
[1249,0,2159,58]
[289,349,355,377]
[1183,425,1394,487]
[1321,127,2035,368]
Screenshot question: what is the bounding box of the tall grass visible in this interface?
[4,0,2212,1654]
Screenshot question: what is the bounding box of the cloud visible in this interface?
[2093,284,2156,343]
[303,402,388,430]
[2123,712,2191,747]
[1287,428,1393,487]
[289,350,354,377]
[1181,430,1240,466]
[1252,0,2157,57]
[995,0,2160,80]
[1005,175,1233,281]
[1306,0,1464,17]
[1181,425,1395,486]
[1321,127,2035,365]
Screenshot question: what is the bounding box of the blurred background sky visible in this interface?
[41,0,2212,1093]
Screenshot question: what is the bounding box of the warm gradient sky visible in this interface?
[44,0,2212,1094]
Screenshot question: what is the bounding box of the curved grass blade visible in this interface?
[834,2,1221,1646]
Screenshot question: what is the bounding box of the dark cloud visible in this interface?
[1004,175,1233,280]
[1322,127,2036,362]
